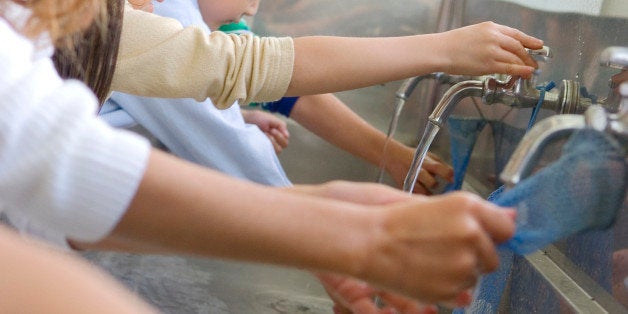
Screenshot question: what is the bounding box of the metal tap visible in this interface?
[429,46,596,128]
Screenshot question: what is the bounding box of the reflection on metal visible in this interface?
[600,47,628,70]
[527,246,627,313]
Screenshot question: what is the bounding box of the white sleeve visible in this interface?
[0,19,151,247]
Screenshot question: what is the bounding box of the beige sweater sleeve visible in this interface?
[111,5,294,109]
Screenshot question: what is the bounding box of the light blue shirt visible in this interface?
[99,0,291,187]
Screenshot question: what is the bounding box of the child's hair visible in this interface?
[2,0,104,48]
[52,0,124,105]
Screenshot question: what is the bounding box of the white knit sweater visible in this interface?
[0,16,150,247]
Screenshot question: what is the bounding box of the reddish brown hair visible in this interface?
[4,0,104,48]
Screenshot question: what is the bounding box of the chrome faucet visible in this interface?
[429,46,594,128]
[402,46,595,192]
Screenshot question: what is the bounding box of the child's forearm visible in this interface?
[0,226,157,314]
[290,93,389,167]
[287,35,438,96]
[77,149,373,276]
[75,150,516,303]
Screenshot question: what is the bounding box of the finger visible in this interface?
[413,183,431,196]
[267,134,283,154]
[439,290,473,309]
[474,228,500,273]
[497,24,544,50]
[348,298,383,314]
[469,199,516,243]
[422,158,454,182]
[497,62,536,79]
[270,121,290,138]
[333,303,352,314]
[270,129,289,148]
[417,169,438,189]
[496,34,538,68]
[426,152,444,162]
[378,291,435,314]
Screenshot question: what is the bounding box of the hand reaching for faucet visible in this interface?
[438,21,543,78]
[288,21,543,97]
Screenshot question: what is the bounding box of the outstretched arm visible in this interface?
[286,22,542,96]
[289,93,453,194]
[115,9,542,108]
[74,149,515,304]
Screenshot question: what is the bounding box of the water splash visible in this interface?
[377,98,406,183]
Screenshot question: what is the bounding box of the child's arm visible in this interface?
[0,226,157,314]
[113,8,541,109]
[74,149,516,305]
[288,93,453,194]
[286,22,541,96]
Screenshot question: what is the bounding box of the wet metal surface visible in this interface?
[83,252,332,313]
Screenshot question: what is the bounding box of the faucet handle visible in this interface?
[600,46,628,69]
[527,46,553,62]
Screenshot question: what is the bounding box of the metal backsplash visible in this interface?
[254,1,628,311]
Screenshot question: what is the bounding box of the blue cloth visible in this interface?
[445,117,526,192]
[445,117,487,191]
[458,129,627,313]
[98,0,291,187]
[496,129,626,254]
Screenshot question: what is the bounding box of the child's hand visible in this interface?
[385,143,454,195]
[316,272,438,314]
[439,21,544,78]
[241,110,290,153]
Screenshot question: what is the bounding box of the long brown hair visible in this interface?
[52,0,124,106]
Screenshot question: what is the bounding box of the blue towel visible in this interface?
[457,129,627,313]
[496,128,626,254]
[445,116,487,191]
[445,118,526,192]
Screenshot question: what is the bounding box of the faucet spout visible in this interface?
[428,80,485,127]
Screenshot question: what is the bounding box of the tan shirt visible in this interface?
[111,5,294,109]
